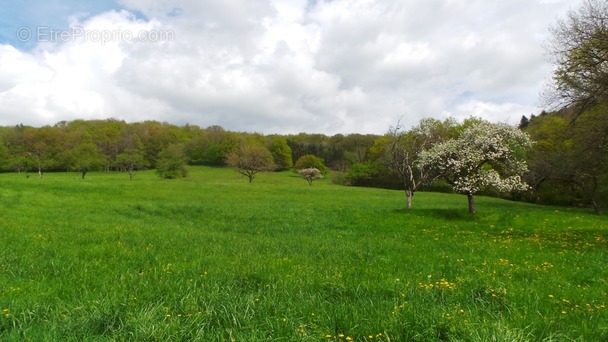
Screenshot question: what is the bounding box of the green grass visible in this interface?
[1,167,607,341]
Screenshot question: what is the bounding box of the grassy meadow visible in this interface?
[0,167,607,341]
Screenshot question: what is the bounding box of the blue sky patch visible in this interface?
[0,0,130,49]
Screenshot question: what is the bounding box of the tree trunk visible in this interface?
[591,199,601,216]
[467,193,476,215]
[405,189,413,210]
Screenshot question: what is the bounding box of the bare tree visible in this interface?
[544,0,608,113]
[387,121,419,210]
[387,117,458,210]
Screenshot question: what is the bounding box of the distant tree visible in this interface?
[419,121,532,214]
[269,136,293,170]
[334,134,377,165]
[227,144,275,183]
[156,144,188,179]
[20,126,64,177]
[518,115,530,129]
[287,133,337,168]
[544,0,608,112]
[294,154,328,174]
[115,148,149,180]
[66,142,107,179]
[186,126,240,166]
[298,167,324,186]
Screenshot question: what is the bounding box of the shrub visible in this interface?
[294,155,328,174]
[156,144,189,179]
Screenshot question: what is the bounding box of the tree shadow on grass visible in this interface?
[393,207,475,222]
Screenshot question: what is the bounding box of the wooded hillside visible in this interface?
[0,111,605,214]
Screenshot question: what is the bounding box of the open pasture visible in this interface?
[0,167,607,341]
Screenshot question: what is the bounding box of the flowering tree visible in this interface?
[298,167,324,186]
[419,121,532,214]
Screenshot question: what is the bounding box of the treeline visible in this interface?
[0,119,378,179]
[0,110,606,213]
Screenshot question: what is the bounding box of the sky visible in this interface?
[0,0,575,135]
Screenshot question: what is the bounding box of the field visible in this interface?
[1,167,607,341]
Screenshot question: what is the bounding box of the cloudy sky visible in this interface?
[0,0,574,134]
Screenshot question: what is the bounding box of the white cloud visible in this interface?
[0,0,574,134]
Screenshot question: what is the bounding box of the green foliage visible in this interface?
[114,148,149,180]
[524,107,608,214]
[65,142,107,179]
[344,162,399,189]
[269,136,293,171]
[186,126,240,166]
[0,167,606,340]
[156,144,188,179]
[294,154,328,174]
[0,143,8,170]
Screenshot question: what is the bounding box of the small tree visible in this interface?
[156,144,189,179]
[419,121,532,214]
[294,154,328,174]
[227,144,275,183]
[66,142,107,179]
[115,148,149,180]
[298,167,324,186]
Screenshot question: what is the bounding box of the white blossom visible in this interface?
[419,121,532,196]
